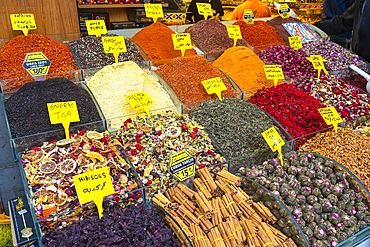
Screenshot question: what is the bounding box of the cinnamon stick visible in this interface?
[174,191,196,213]
[193,178,213,200]
[199,168,218,194]
[216,170,241,186]
[194,208,213,233]
[177,183,196,199]
[177,205,200,226]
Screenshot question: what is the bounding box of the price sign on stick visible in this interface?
[73,167,115,219]
[279,4,290,18]
[125,91,155,117]
[23,52,51,81]
[318,106,343,133]
[263,65,284,86]
[288,36,303,50]
[226,25,242,47]
[196,3,213,20]
[47,101,80,139]
[306,55,329,78]
[169,150,196,181]
[144,3,164,23]
[102,36,127,63]
[172,33,192,57]
[10,14,36,36]
[243,9,255,24]
[262,127,285,166]
[85,20,107,37]
[201,77,227,101]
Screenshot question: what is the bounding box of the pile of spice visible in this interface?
[248,83,329,148]
[132,22,197,65]
[86,61,175,130]
[68,35,148,69]
[233,20,286,54]
[239,151,370,246]
[21,130,140,221]
[184,19,249,61]
[4,78,101,138]
[156,55,238,111]
[302,40,368,76]
[0,34,78,92]
[154,167,298,247]
[117,111,227,197]
[189,98,288,161]
[213,46,270,96]
[266,17,302,42]
[42,204,181,247]
[300,128,370,191]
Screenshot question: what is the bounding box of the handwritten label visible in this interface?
[169,150,196,181]
[144,3,164,23]
[306,55,329,78]
[10,14,36,36]
[172,33,192,57]
[318,106,343,133]
[47,101,80,139]
[196,3,213,20]
[102,36,127,63]
[125,91,154,117]
[73,167,114,219]
[263,65,284,86]
[279,4,290,18]
[243,9,255,24]
[262,127,285,166]
[226,25,242,47]
[22,52,51,80]
[289,36,302,50]
[85,20,107,37]
[201,77,227,101]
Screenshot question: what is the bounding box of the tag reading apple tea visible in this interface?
[243,9,255,24]
[10,13,36,36]
[73,167,115,219]
[125,91,155,117]
[172,33,192,57]
[47,101,80,139]
[306,55,329,78]
[144,3,164,23]
[279,4,290,18]
[85,20,107,37]
[318,106,343,133]
[196,3,213,20]
[263,65,284,86]
[201,77,227,101]
[22,52,51,81]
[226,25,242,47]
[288,36,303,50]
[102,36,127,63]
[262,127,285,166]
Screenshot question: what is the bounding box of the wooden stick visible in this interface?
[177,183,196,200]
[193,178,213,200]
[216,170,241,186]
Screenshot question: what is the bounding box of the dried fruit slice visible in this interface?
[83,144,91,151]
[166,126,181,138]
[138,124,152,133]
[186,147,199,156]
[92,140,104,150]
[41,143,56,152]
[32,151,44,165]
[34,189,48,198]
[53,192,68,206]
[87,131,104,140]
[40,161,57,174]
[119,174,128,184]
[56,139,74,146]
[85,151,104,162]
[72,136,82,144]
[59,159,77,174]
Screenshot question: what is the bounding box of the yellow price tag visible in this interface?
[85,20,107,37]
[10,14,37,36]
[47,101,80,139]
[306,55,329,78]
[144,3,164,23]
[279,4,290,18]
[226,25,242,47]
[288,36,303,50]
[169,150,196,181]
[263,65,284,86]
[125,91,155,117]
[201,77,227,101]
[243,9,255,24]
[73,167,115,219]
[102,36,127,63]
[318,106,343,133]
[172,33,192,57]
[196,3,213,20]
[262,127,285,166]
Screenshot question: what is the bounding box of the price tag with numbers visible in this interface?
[279,4,290,18]
[23,52,51,81]
[226,25,242,47]
[125,91,155,117]
[102,36,127,63]
[201,77,227,101]
[85,20,107,37]
[196,3,213,20]
[169,150,196,181]
[318,106,343,133]
[306,55,329,78]
[172,33,192,57]
[144,3,164,22]
[10,13,37,36]
[243,9,255,24]
[47,101,80,139]
[262,127,285,166]
[263,65,284,86]
[288,36,303,50]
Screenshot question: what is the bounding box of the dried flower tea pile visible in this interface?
[239,151,370,246]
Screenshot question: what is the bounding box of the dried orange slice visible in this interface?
[138,124,152,133]
[87,131,103,140]
[34,189,48,198]
[186,147,198,156]
[59,159,77,174]
[22,151,35,160]
[119,174,128,184]
[53,192,68,206]
[43,206,57,218]
[32,151,44,165]
[85,151,104,162]
[166,126,181,138]
[72,136,82,144]
[92,140,104,150]
[56,139,74,146]
[41,143,56,152]
[40,161,57,174]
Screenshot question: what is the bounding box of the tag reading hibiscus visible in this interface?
[279,4,290,18]
[318,106,343,133]
[201,77,227,101]
[47,101,80,139]
[262,127,285,166]
[306,55,329,78]
[73,167,115,219]
[85,20,107,37]
[172,33,192,57]
[102,36,127,63]
[10,13,36,36]
[22,52,51,81]
[243,9,255,24]
[125,91,155,117]
[226,25,243,47]
[196,3,213,20]
[288,36,303,50]
[144,3,164,23]
[263,65,284,86]
[169,150,196,181]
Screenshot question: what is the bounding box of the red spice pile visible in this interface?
[234,20,286,54]
[248,83,329,148]
[0,34,78,91]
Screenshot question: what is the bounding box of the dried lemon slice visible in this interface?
[138,124,152,133]
[59,159,77,174]
[53,192,68,206]
[34,189,48,198]
[31,151,44,165]
[41,143,56,152]
[40,161,57,174]
[166,126,181,138]
[87,131,104,140]
[92,140,104,150]
[56,139,74,146]
[85,151,104,162]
